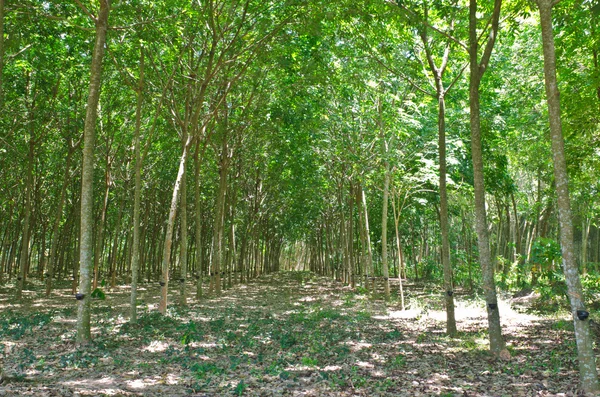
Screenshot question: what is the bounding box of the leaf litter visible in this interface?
[0,272,594,396]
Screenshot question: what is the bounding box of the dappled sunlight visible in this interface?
[61,376,127,395]
[143,340,169,353]
[0,272,588,396]
[373,309,420,320]
[345,341,372,352]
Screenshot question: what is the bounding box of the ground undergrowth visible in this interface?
[0,272,594,396]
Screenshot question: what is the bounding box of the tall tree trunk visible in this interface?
[418,19,457,336]
[381,162,391,300]
[391,197,405,310]
[108,190,126,289]
[211,148,228,295]
[76,0,110,345]
[356,185,370,290]
[347,185,355,288]
[511,191,522,266]
[536,1,599,391]
[436,91,457,336]
[194,139,203,299]
[16,138,34,299]
[179,134,188,306]
[0,204,14,284]
[468,0,505,355]
[130,46,144,323]
[338,184,347,284]
[159,136,191,314]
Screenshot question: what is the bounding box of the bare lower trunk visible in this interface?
[392,201,405,310]
[347,186,355,288]
[159,136,191,314]
[357,185,371,290]
[76,0,110,344]
[194,139,203,299]
[381,162,391,300]
[537,1,599,391]
[179,138,188,306]
[211,155,228,295]
[130,47,144,323]
[469,0,505,355]
[437,93,457,336]
[17,139,34,299]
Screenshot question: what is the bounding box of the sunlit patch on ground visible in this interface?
[144,340,169,352]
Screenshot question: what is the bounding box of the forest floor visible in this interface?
[0,272,594,397]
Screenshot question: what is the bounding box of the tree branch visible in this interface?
[390,0,468,53]
[73,0,96,22]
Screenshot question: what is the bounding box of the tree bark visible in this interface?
[347,185,355,288]
[211,143,228,295]
[159,136,192,314]
[418,17,458,336]
[130,45,144,323]
[16,138,34,299]
[194,138,203,299]
[536,0,599,392]
[179,133,188,306]
[468,0,506,355]
[357,184,372,290]
[381,161,391,300]
[76,0,110,345]
[436,91,457,336]
[391,196,405,310]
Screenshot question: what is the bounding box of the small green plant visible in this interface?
[301,356,318,366]
[349,365,367,388]
[234,380,247,396]
[384,329,403,341]
[343,293,355,307]
[180,321,203,345]
[275,331,297,349]
[389,354,406,368]
[91,288,106,300]
[190,362,224,379]
[460,337,477,350]
[355,285,368,294]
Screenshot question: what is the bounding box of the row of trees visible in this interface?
[1,0,599,392]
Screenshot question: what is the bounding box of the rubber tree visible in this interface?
[394,0,462,336]
[535,0,599,392]
[468,0,507,356]
[76,0,110,344]
[130,45,144,323]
